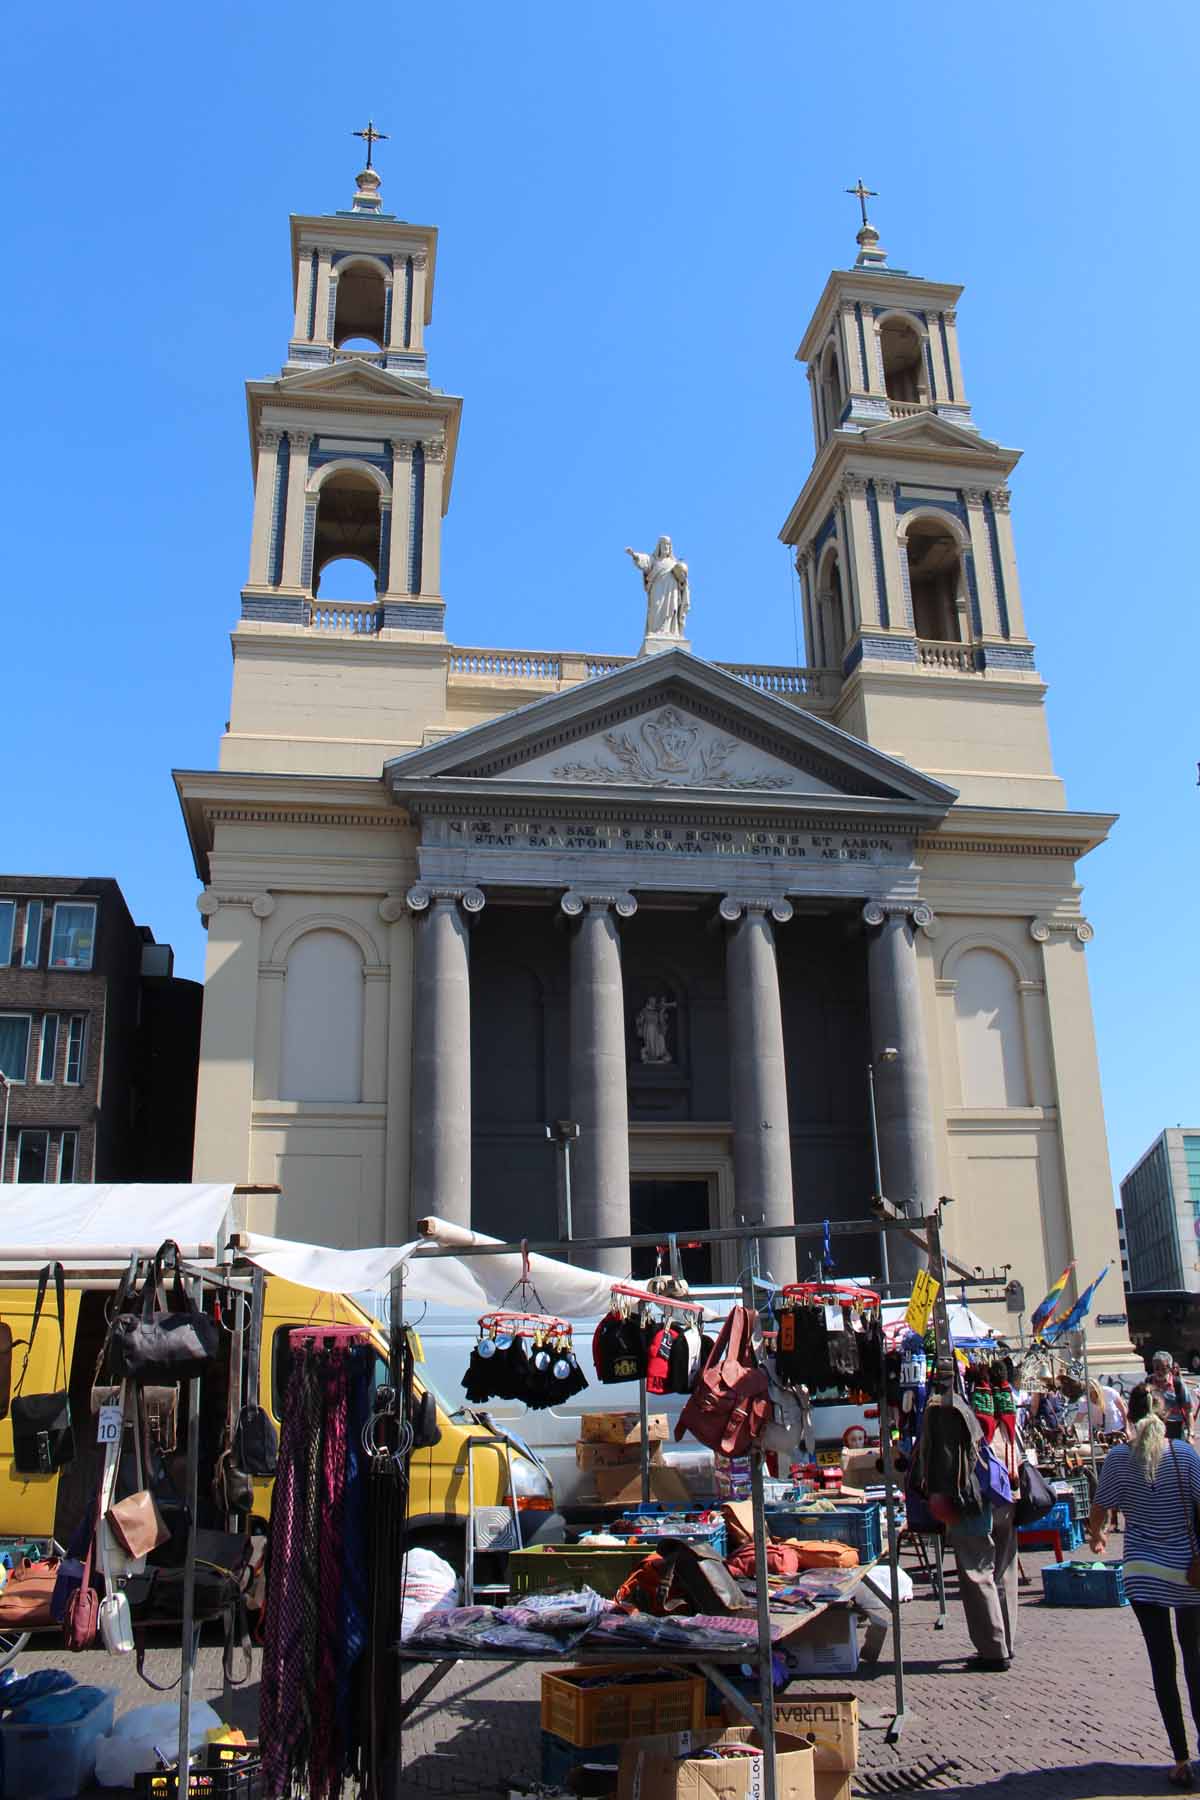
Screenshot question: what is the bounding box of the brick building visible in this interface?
[0,878,202,1183]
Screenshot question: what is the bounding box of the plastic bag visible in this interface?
[94,1699,223,1788]
[399,1546,459,1641]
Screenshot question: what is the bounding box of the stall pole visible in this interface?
[740,1267,779,1800]
[876,1341,907,1742]
[638,1377,651,1507]
[176,1274,204,1787]
[1080,1330,1099,1481]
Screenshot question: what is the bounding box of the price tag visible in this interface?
[823,1303,843,1332]
[817,1448,842,1467]
[905,1269,940,1337]
[96,1404,122,1446]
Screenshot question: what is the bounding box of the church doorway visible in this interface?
[629,1178,713,1285]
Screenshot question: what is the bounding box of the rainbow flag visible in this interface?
[1030,1262,1075,1335]
[1043,1266,1110,1343]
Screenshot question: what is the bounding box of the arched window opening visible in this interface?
[879,318,926,404]
[905,519,964,641]
[820,342,845,439]
[315,556,378,602]
[332,263,387,349]
[953,949,1028,1108]
[312,470,383,594]
[280,929,364,1102]
[817,551,848,668]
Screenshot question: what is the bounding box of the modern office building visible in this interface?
[1120,1131,1200,1293]
[175,160,1125,1352]
[0,878,202,1183]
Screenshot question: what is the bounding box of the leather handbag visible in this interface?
[214,1449,254,1517]
[1014,1457,1056,1528]
[107,1489,169,1560]
[1169,1444,1200,1589]
[63,1535,99,1651]
[674,1305,769,1457]
[11,1264,75,1475]
[233,1403,277,1476]
[108,1241,220,1385]
[0,1557,61,1627]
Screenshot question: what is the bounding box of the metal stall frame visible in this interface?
[391,1202,959,1800]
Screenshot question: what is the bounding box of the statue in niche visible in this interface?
[625,537,691,640]
[635,994,677,1065]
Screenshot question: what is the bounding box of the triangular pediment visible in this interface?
[386,650,956,814]
[861,412,1001,454]
[277,361,439,404]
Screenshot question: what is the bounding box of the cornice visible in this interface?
[918,804,1116,859]
[173,768,397,882]
[796,268,964,365]
[779,440,1020,547]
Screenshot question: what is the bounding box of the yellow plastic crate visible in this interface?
[540,1663,706,1747]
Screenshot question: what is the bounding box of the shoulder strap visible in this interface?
[50,1263,66,1388]
[12,1264,52,1398]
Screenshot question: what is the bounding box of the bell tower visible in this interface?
[237,135,461,641]
[780,189,1062,808]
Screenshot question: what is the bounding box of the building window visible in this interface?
[0,902,13,967]
[16,1130,48,1183]
[50,902,97,971]
[0,1015,31,1083]
[905,519,966,642]
[58,1131,78,1183]
[279,929,364,1102]
[21,901,43,967]
[65,1015,87,1086]
[38,1014,59,1084]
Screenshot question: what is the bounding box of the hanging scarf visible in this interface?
[262,1346,323,1798]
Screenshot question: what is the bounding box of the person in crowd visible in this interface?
[1089,1378,1129,1441]
[1028,1377,1067,1443]
[1150,1352,1194,1443]
[944,1436,1019,1673]
[1089,1384,1200,1789]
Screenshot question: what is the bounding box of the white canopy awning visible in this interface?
[0,1183,239,1266]
[238,1216,645,1317]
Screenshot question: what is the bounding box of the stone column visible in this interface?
[247,428,282,586]
[409,250,428,352]
[406,883,484,1232]
[192,891,275,1182]
[942,308,966,404]
[964,488,1004,638]
[988,487,1029,640]
[293,250,316,342]
[842,474,881,630]
[561,891,636,1273]
[863,902,939,1280]
[279,431,312,590]
[419,436,446,598]
[385,439,414,595]
[720,895,796,1285]
[312,248,334,346]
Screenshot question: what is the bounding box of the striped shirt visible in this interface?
[1096,1441,1200,1606]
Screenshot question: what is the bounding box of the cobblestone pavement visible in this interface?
[19,1533,1193,1798]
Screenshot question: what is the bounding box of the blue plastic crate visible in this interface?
[1042,1560,1128,1607]
[1018,1497,1073,1536]
[541,1731,620,1786]
[765,1503,882,1563]
[618,1511,727,1557]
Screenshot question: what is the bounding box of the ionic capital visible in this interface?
[406,883,485,916]
[196,890,275,920]
[862,900,936,935]
[561,891,637,919]
[719,895,794,924]
[1030,915,1093,944]
[379,894,408,923]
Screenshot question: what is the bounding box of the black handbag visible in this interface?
[11,1264,75,1475]
[233,1403,278,1477]
[1014,1457,1056,1527]
[108,1241,220,1385]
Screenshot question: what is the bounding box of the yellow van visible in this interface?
[0,1273,559,1573]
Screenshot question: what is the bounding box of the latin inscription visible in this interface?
[447,818,903,863]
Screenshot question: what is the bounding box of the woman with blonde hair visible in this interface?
[1090,1384,1200,1787]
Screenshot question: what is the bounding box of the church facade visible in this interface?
[176,166,1124,1342]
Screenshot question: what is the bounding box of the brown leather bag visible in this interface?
[785,1538,860,1570]
[0,1557,61,1627]
[674,1305,769,1457]
[63,1533,99,1651]
[108,1489,169,1559]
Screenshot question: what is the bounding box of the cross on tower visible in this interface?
[353,120,389,170]
[845,178,877,229]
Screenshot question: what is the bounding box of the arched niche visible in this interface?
[278,927,367,1103]
[948,945,1030,1108]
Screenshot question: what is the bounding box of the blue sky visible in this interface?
[3,4,1196,1198]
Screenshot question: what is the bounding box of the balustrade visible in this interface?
[917,639,977,672]
[307,602,381,634]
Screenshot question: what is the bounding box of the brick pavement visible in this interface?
[16,1534,1191,1798]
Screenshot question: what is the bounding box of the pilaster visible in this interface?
[312,248,334,348]
[843,475,881,630]
[280,431,312,589]
[988,487,1029,640]
[193,890,275,1182]
[873,479,908,635]
[410,251,428,353]
[942,308,966,406]
[419,436,446,598]
[964,488,1004,639]
[294,251,316,343]
[839,301,864,392]
[386,439,415,595]
[247,429,282,586]
[380,896,414,1244]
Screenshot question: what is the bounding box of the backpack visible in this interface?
[674,1306,769,1457]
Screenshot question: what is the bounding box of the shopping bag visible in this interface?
[11,1264,74,1474]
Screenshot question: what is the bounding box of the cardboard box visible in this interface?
[841,1448,883,1489]
[577,1439,664,1470]
[814,1777,853,1800]
[769,1696,858,1773]
[781,1608,859,1677]
[582,1411,669,1446]
[594,1463,693,1505]
[618,1727,815,1800]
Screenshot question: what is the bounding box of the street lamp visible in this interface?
[867,1047,899,1291]
[545,1120,580,1241]
[0,1071,10,1185]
